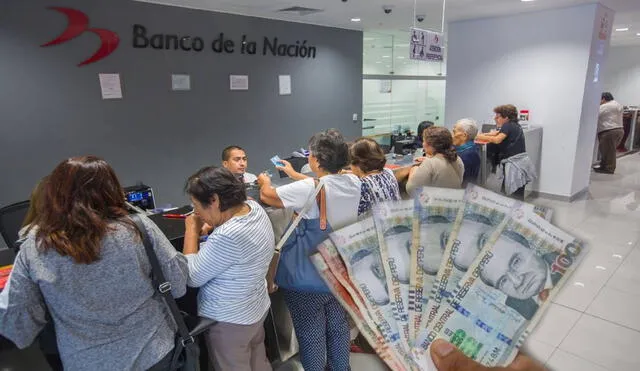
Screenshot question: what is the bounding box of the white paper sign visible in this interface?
[172,74,191,91]
[279,75,291,95]
[230,75,249,91]
[98,73,122,99]
[379,80,392,93]
[409,27,444,62]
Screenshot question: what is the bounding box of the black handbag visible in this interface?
[130,213,217,371]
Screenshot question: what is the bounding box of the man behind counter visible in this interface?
[222,146,258,183]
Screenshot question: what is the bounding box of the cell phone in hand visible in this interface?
[270,155,285,167]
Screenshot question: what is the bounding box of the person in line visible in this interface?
[183,166,273,371]
[477,105,534,201]
[0,156,188,371]
[413,120,435,154]
[257,129,361,371]
[400,126,464,196]
[15,176,63,371]
[452,118,481,187]
[594,92,624,174]
[349,137,401,215]
[222,145,258,183]
[430,339,545,371]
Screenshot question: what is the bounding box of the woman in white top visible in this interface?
[257,129,361,371]
[183,166,274,371]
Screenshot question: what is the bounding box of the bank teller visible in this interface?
[222,145,258,183]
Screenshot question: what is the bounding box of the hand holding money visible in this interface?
[430,340,546,371]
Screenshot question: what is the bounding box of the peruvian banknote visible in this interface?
[310,253,409,371]
[417,203,585,367]
[329,217,414,366]
[372,200,414,348]
[416,185,552,350]
[410,187,465,342]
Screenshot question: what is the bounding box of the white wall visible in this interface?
[603,45,640,106]
[444,3,611,198]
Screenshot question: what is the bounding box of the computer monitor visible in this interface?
[124,184,156,211]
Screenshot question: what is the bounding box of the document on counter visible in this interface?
[98,73,123,99]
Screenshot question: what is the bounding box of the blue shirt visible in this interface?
[457,142,481,187]
[186,200,274,324]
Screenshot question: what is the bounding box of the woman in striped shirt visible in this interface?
[183,166,274,371]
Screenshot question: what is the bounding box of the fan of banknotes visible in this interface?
[311,184,587,371]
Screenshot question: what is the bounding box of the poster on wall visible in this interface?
[409,27,444,62]
[98,73,123,99]
[172,74,191,91]
[279,75,291,95]
[230,75,249,91]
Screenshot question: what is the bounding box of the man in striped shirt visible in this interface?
[183,166,274,371]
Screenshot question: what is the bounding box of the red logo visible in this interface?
[41,7,119,67]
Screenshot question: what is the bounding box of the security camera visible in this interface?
[382,5,393,14]
[341,0,348,2]
[416,14,425,22]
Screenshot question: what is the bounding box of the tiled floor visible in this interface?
[523,153,640,371]
[4,155,640,371]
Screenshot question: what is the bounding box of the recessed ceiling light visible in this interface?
[521,0,535,2]
[637,33,640,36]
[350,18,361,22]
[615,27,629,32]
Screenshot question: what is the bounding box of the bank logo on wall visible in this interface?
[41,7,120,67]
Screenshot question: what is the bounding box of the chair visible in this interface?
[0,200,30,251]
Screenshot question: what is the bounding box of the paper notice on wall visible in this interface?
[279,75,291,95]
[230,75,249,91]
[98,73,122,99]
[379,80,392,93]
[409,27,444,62]
[172,74,191,91]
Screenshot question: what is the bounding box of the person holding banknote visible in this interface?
[257,129,361,371]
[479,230,562,320]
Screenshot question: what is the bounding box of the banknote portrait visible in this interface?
[451,212,494,272]
[382,225,413,283]
[479,230,561,320]
[418,215,451,275]
[350,248,390,306]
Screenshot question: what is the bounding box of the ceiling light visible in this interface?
[521,0,535,2]
[637,33,640,36]
[615,27,629,32]
[350,18,361,22]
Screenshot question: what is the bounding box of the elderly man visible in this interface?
[452,118,481,186]
[595,92,624,174]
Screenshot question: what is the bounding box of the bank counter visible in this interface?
[149,177,300,369]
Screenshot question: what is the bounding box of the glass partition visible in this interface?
[362,31,447,141]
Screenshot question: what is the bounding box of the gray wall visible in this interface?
[0,0,363,207]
